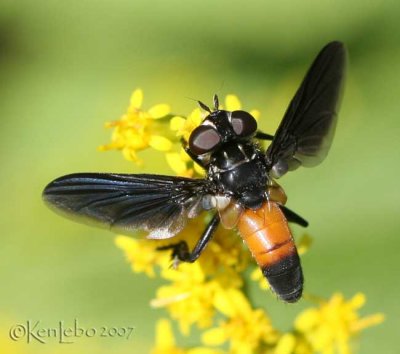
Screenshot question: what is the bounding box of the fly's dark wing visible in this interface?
[43,173,214,239]
[266,41,347,178]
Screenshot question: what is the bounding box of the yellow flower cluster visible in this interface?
[117,222,249,337]
[105,89,383,354]
[293,293,384,354]
[99,89,173,165]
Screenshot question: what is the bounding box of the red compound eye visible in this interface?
[231,110,257,137]
[189,125,221,155]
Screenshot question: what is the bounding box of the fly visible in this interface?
[43,41,346,303]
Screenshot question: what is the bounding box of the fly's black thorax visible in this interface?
[207,141,269,209]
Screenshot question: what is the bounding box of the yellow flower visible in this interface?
[170,107,203,142]
[202,288,279,353]
[166,147,205,178]
[250,267,270,291]
[274,333,297,354]
[199,227,250,276]
[223,94,260,121]
[152,319,226,354]
[297,234,313,256]
[114,216,247,336]
[152,318,185,354]
[99,88,173,164]
[154,261,220,335]
[147,218,248,335]
[168,108,205,177]
[115,235,170,278]
[294,292,385,354]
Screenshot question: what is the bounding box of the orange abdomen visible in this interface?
[237,201,303,302]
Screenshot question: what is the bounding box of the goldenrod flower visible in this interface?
[223,94,260,121]
[99,89,173,164]
[168,108,205,177]
[297,233,313,256]
[294,293,385,354]
[117,218,246,335]
[151,319,226,354]
[115,235,170,278]
[202,288,279,354]
[274,333,297,354]
[155,262,219,335]
[166,147,205,178]
[170,107,204,142]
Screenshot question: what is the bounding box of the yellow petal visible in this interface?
[274,333,296,354]
[187,107,203,125]
[122,147,140,163]
[97,143,117,151]
[349,292,366,309]
[297,234,313,255]
[225,94,242,111]
[166,152,189,175]
[130,89,143,109]
[170,116,186,132]
[201,327,227,346]
[213,288,250,318]
[250,268,262,281]
[294,308,319,332]
[351,313,385,332]
[149,104,171,118]
[154,319,176,349]
[115,235,135,250]
[250,109,260,120]
[149,135,173,151]
[193,162,206,176]
[188,348,225,354]
[179,147,191,162]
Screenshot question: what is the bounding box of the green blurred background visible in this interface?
[1,0,399,353]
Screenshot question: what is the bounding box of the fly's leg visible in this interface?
[279,205,309,227]
[255,131,274,141]
[157,214,220,264]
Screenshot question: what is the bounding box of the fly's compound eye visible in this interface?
[189,125,221,155]
[231,110,257,137]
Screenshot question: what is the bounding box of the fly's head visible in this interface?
[187,95,258,157]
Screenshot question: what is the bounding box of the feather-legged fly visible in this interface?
[43,42,346,303]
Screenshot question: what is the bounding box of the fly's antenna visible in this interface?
[198,100,212,113]
[197,94,219,113]
[213,94,219,111]
[185,96,212,114]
